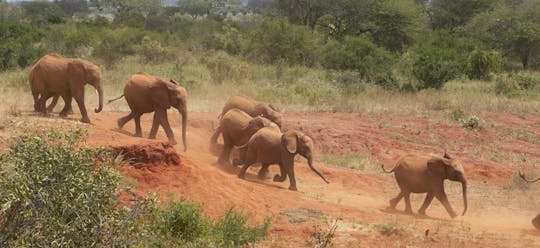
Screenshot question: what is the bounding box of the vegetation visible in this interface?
[0,130,269,247]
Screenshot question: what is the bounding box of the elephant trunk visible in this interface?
[461,177,468,216]
[94,84,103,113]
[307,156,330,184]
[180,105,187,152]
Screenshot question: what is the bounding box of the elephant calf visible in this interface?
[518,171,540,229]
[382,153,468,218]
[108,72,188,151]
[235,128,330,191]
[213,108,279,165]
[211,95,282,144]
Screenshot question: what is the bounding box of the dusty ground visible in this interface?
[1,110,540,247]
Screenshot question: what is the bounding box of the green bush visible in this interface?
[155,200,209,243]
[212,207,270,247]
[203,51,250,84]
[495,75,522,96]
[138,36,174,64]
[0,130,122,247]
[93,28,144,68]
[0,22,44,70]
[320,35,395,82]
[21,1,66,26]
[244,18,319,65]
[465,48,503,80]
[460,115,483,129]
[512,72,540,90]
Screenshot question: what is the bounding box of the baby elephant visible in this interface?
[214,108,279,165]
[518,171,540,229]
[235,128,330,191]
[108,72,188,151]
[382,153,468,218]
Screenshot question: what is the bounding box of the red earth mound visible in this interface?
[110,142,181,167]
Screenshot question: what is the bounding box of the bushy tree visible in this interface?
[465,48,503,80]
[21,1,67,26]
[320,35,395,81]
[0,22,44,70]
[93,28,144,68]
[427,0,497,31]
[54,0,89,16]
[464,0,540,69]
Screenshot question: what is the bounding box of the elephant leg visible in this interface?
[418,192,435,215]
[389,191,404,209]
[273,162,287,182]
[285,162,297,191]
[134,114,143,137]
[157,109,177,145]
[118,112,134,129]
[37,92,52,114]
[47,95,60,113]
[149,111,160,139]
[59,93,72,117]
[210,126,222,144]
[218,134,233,165]
[435,191,457,218]
[258,164,271,179]
[73,90,90,123]
[403,192,413,214]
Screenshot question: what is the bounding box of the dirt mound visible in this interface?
[111,142,181,167]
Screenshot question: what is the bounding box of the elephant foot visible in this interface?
[148,134,157,139]
[418,209,427,216]
[59,111,69,117]
[237,172,246,179]
[404,209,414,215]
[388,199,398,209]
[80,117,91,124]
[168,139,178,146]
[257,169,269,179]
[288,185,298,191]
[273,174,286,182]
[232,159,243,166]
[134,132,143,138]
[449,212,458,219]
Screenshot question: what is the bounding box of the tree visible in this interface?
[54,0,89,16]
[464,0,540,69]
[178,0,212,19]
[90,0,163,16]
[21,1,67,26]
[427,0,498,31]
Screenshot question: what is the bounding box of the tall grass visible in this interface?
[1,54,540,115]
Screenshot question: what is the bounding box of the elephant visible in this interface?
[28,54,104,123]
[518,171,540,230]
[518,171,540,183]
[210,95,283,144]
[381,153,468,218]
[235,128,330,191]
[214,108,280,165]
[108,72,188,151]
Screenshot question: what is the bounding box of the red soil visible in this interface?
[7,110,540,247]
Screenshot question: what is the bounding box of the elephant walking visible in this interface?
[213,108,279,165]
[235,128,330,191]
[382,153,468,218]
[28,54,104,123]
[108,72,188,151]
[211,95,282,144]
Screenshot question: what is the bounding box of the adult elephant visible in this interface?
[108,72,188,151]
[382,153,468,218]
[235,128,330,191]
[215,108,280,165]
[211,95,282,144]
[29,54,103,123]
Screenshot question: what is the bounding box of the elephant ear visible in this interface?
[169,79,178,85]
[281,131,298,154]
[67,60,86,83]
[427,158,451,179]
[150,79,176,109]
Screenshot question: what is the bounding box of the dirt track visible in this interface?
[4,110,540,247]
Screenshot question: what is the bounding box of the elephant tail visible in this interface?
[107,94,124,104]
[381,163,395,173]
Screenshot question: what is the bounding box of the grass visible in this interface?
[321,153,370,170]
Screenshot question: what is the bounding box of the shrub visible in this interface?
[0,22,44,70]
[0,129,122,247]
[212,207,270,247]
[460,115,483,129]
[495,75,522,96]
[138,36,174,64]
[21,1,66,26]
[93,28,144,68]
[244,18,319,65]
[202,51,250,84]
[320,35,395,82]
[465,48,503,80]
[512,72,540,90]
[155,201,209,243]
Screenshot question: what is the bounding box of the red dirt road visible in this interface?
[5,111,540,247]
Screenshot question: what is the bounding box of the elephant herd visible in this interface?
[27,54,540,229]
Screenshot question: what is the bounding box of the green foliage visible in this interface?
[178,0,212,19]
[212,207,270,247]
[138,36,174,64]
[320,35,395,81]
[155,201,209,243]
[93,27,144,68]
[21,1,66,26]
[0,129,121,247]
[244,18,319,65]
[428,0,497,30]
[495,75,522,96]
[512,71,540,90]
[460,115,483,129]
[0,22,44,71]
[465,48,503,80]
[203,51,250,84]
[203,24,242,55]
